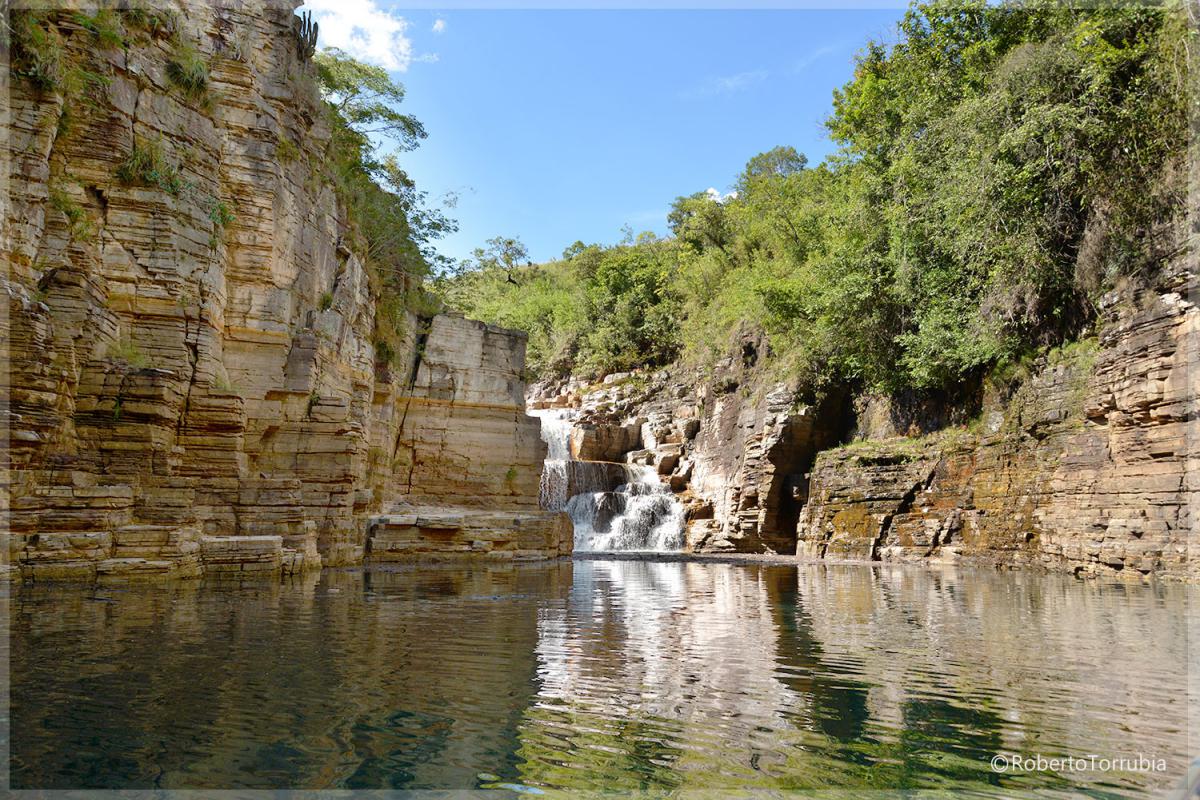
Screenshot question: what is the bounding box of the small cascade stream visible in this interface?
[529,408,684,552]
[533,409,574,511]
[565,467,685,551]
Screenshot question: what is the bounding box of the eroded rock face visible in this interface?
[2,4,566,580]
[799,264,1197,580]
[529,346,847,555]
[687,385,845,553]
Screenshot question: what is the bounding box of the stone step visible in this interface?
[366,507,572,562]
[97,558,177,576]
[200,536,283,572]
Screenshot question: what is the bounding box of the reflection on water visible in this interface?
[9,561,1192,795]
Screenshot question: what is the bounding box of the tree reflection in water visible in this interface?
[10,560,1190,796]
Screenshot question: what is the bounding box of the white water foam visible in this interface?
[566,465,685,552]
[529,408,575,511]
[529,407,684,552]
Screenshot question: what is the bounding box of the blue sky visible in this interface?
[301,4,907,263]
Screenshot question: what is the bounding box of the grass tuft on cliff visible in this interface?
[71,10,125,49]
[166,38,210,105]
[116,139,184,195]
[48,182,96,243]
[10,12,66,92]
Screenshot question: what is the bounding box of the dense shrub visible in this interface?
[445,1,1188,394]
[443,235,682,379]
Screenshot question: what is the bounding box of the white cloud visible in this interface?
[301,0,414,71]
[714,70,768,92]
[432,18,446,34]
[681,69,768,100]
[705,188,738,204]
[793,45,837,73]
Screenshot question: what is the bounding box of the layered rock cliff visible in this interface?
[798,260,1196,580]
[2,3,567,581]
[530,258,1196,580]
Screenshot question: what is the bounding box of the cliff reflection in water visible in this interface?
[12,566,567,789]
[10,561,1191,796]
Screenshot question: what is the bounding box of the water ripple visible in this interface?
[9,560,1191,796]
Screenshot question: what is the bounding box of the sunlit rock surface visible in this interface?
[2,4,567,580]
[798,262,1197,580]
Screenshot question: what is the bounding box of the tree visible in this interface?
[313,48,456,283]
[737,145,807,188]
[437,1,1187,395]
[310,47,457,354]
[562,240,588,260]
[732,147,811,258]
[314,48,425,150]
[668,192,732,255]
[471,235,529,281]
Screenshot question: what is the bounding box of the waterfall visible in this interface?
[536,409,574,462]
[566,466,685,552]
[529,408,684,552]
[530,409,575,511]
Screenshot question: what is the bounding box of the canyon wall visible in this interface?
[798,262,1196,580]
[532,259,1196,580]
[2,3,567,581]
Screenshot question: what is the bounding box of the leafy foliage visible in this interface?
[444,237,682,378]
[312,48,457,356]
[444,1,1187,395]
[820,0,1188,390]
[315,49,426,150]
[207,199,235,228]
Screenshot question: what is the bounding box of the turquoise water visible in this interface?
[8,560,1194,795]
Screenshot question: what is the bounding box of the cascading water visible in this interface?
[529,408,684,552]
[565,467,685,551]
[531,408,574,512]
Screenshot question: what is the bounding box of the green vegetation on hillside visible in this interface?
[445,1,1188,395]
[439,233,682,376]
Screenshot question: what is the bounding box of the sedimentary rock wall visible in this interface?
[396,315,545,510]
[530,352,847,554]
[366,315,572,563]
[2,3,566,581]
[799,262,1197,580]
